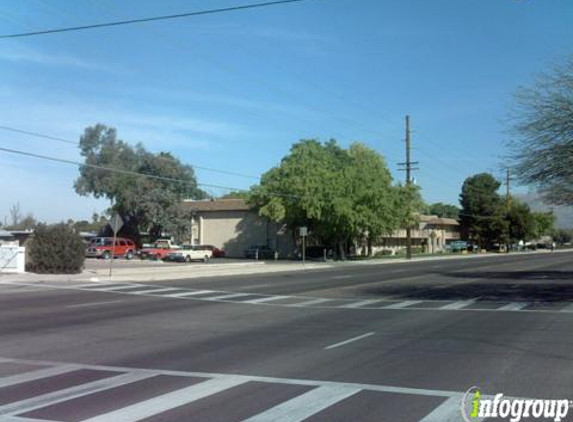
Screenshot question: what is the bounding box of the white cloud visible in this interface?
[0,44,115,72]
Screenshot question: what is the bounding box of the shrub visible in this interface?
[27,224,85,274]
[374,249,394,257]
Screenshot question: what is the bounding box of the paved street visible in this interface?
[1,251,573,421]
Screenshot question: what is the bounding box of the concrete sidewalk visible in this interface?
[0,248,567,284]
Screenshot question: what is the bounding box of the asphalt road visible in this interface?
[1,251,573,421]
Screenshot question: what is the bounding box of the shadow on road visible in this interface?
[363,271,573,302]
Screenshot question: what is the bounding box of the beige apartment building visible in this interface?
[183,199,460,258]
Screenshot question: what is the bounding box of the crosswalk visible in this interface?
[4,280,573,315]
[0,356,472,422]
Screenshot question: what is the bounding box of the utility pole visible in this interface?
[398,115,419,260]
[505,168,511,211]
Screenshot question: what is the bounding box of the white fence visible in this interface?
[0,244,25,273]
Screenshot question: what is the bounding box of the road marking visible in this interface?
[341,299,382,309]
[1,416,60,422]
[0,364,80,388]
[419,396,482,422]
[0,372,153,416]
[324,332,375,350]
[67,300,124,309]
[165,290,216,297]
[241,385,361,422]
[132,288,179,295]
[333,275,351,279]
[383,300,422,309]
[561,303,573,312]
[84,284,141,291]
[80,376,246,422]
[388,269,406,273]
[498,302,529,311]
[243,295,290,304]
[290,298,332,307]
[205,293,252,301]
[439,300,476,310]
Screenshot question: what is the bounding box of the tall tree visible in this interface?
[250,140,410,259]
[531,211,556,239]
[75,124,207,244]
[459,173,506,248]
[509,57,573,205]
[506,200,535,244]
[428,202,460,219]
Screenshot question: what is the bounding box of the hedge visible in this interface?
[27,224,85,274]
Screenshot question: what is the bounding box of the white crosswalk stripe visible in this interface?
[243,295,290,304]
[0,372,153,416]
[439,300,477,310]
[497,302,529,311]
[80,377,246,422]
[290,298,332,307]
[0,357,533,422]
[131,288,179,295]
[204,293,252,301]
[383,300,423,309]
[240,385,361,422]
[164,290,216,297]
[0,364,80,389]
[340,299,382,308]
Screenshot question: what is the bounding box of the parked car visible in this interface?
[85,237,136,260]
[139,239,176,260]
[163,245,212,263]
[195,244,226,258]
[243,245,274,259]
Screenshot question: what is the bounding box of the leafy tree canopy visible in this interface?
[427,202,460,219]
[509,57,573,205]
[75,124,207,244]
[459,173,506,247]
[250,139,418,258]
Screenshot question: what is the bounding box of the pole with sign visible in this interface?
[299,226,307,265]
[108,213,123,278]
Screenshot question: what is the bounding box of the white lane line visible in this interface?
[243,295,290,304]
[290,298,332,307]
[1,416,61,422]
[0,372,153,416]
[388,269,406,273]
[333,275,351,280]
[419,396,484,422]
[241,385,361,422]
[439,300,476,310]
[81,376,246,422]
[131,288,179,295]
[66,300,124,309]
[84,285,140,291]
[340,299,381,309]
[383,300,423,309]
[0,364,80,388]
[205,293,252,301]
[497,302,529,311]
[324,332,375,350]
[561,303,573,312]
[165,290,216,297]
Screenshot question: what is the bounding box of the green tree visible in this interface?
[531,211,556,239]
[459,173,506,248]
[219,191,250,200]
[554,228,572,245]
[509,57,573,205]
[251,140,408,259]
[75,124,207,245]
[428,202,460,219]
[506,200,535,243]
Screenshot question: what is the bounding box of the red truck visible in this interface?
[85,237,137,260]
[139,239,176,260]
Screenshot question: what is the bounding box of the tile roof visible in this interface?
[182,199,251,212]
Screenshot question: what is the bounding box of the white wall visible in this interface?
[0,244,25,273]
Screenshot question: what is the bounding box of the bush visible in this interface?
[374,249,394,257]
[27,224,85,274]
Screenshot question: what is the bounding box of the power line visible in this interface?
[0,125,261,180]
[0,0,319,39]
[0,145,302,198]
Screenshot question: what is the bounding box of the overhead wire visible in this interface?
[0,0,321,39]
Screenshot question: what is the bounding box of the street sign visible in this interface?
[299,226,308,237]
[109,214,123,234]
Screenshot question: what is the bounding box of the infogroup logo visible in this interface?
[461,387,571,422]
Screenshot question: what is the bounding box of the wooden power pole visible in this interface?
[398,115,418,260]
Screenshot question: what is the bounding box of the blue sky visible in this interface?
[1,0,572,223]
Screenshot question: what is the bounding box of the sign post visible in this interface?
[108,213,123,278]
[299,226,308,265]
